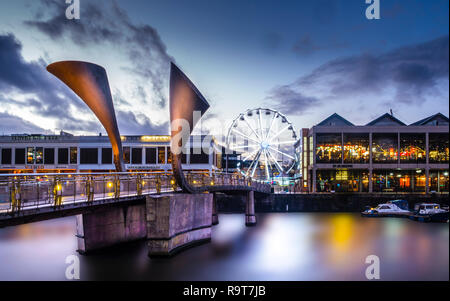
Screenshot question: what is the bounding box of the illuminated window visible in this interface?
[429,133,449,163]
[35,147,43,164]
[316,169,368,192]
[123,147,130,164]
[344,133,369,163]
[400,133,425,163]
[429,170,449,192]
[167,147,173,164]
[372,170,412,192]
[27,147,35,164]
[372,133,398,163]
[157,147,166,164]
[70,147,78,164]
[316,133,342,163]
[413,170,426,192]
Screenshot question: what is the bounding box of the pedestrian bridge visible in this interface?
[0,171,270,226]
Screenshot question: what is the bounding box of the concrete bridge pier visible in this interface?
[75,203,147,254]
[75,193,214,256]
[146,193,213,257]
[212,193,219,225]
[245,190,257,226]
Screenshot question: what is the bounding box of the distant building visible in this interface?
[298,113,449,194]
[0,134,222,174]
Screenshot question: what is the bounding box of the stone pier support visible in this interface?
[245,190,256,226]
[212,193,219,225]
[146,193,213,257]
[76,203,147,254]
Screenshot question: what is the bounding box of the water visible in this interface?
[0,213,448,281]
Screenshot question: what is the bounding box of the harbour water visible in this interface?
[0,213,448,281]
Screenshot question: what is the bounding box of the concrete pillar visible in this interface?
[312,168,317,193]
[212,193,219,225]
[76,203,147,254]
[11,147,15,166]
[245,190,256,226]
[146,193,213,257]
[98,148,102,165]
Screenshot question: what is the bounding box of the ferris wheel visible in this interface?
[226,108,298,182]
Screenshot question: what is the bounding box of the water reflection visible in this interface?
[0,213,447,280]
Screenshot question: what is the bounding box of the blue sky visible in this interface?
[0,0,448,137]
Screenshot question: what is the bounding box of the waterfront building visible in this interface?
[300,113,449,194]
[0,133,222,174]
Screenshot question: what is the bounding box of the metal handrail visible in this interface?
[0,171,271,215]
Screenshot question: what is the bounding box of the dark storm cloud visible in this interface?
[0,112,47,135]
[266,85,320,115]
[269,35,449,114]
[0,33,99,132]
[116,110,168,135]
[0,33,164,135]
[25,0,174,109]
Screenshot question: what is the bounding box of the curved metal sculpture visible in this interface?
[47,61,125,172]
[170,62,210,193]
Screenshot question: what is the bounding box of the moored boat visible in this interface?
[361,200,412,218]
[409,203,449,223]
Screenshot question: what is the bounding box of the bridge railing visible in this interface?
[0,171,269,215]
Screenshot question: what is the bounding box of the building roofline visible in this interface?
[409,113,449,126]
[366,113,406,126]
[316,113,354,126]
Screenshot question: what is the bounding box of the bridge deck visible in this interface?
[0,172,270,227]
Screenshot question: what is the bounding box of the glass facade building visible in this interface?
[302,113,449,194]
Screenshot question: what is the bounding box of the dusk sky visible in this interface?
[0,0,448,139]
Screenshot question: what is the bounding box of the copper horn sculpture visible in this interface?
[170,62,210,193]
[47,61,125,172]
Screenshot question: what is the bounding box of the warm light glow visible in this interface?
[141,135,171,142]
[107,182,113,188]
[56,185,62,191]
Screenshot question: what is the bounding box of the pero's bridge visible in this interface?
[0,60,270,256]
[0,171,269,225]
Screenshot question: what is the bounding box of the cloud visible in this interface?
[0,33,100,133]
[25,0,174,109]
[0,32,165,135]
[265,85,320,115]
[292,34,348,56]
[268,35,449,116]
[116,110,168,135]
[0,112,48,135]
